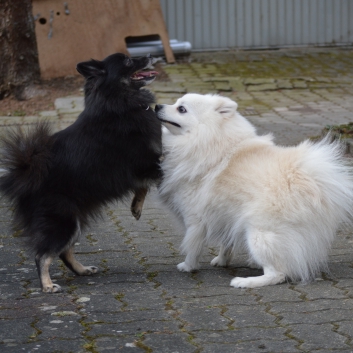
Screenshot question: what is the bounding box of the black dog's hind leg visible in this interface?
[59,247,98,276]
[131,187,148,220]
[35,253,62,293]
[34,213,98,293]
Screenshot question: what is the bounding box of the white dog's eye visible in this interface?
[177,106,187,113]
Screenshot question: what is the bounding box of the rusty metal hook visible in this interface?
[64,2,70,15]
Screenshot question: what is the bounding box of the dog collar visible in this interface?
[139,104,150,110]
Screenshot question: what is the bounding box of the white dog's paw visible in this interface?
[210,255,228,267]
[230,277,260,288]
[177,262,197,272]
[230,273,285,288]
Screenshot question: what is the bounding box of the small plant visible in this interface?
[147,271,158,281]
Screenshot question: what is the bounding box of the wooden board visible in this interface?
[32,0,175,79]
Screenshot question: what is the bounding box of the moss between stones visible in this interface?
[322,123,353,139]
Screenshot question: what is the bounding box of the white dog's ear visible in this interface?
[215,98,238,118]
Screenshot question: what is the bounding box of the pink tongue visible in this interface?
[138,71,158,77]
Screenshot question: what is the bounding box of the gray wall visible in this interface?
[160,0,353,50]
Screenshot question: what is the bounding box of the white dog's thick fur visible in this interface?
[156,93,353,288]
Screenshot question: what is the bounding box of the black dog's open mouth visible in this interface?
[158,117,181,128]
[131,69,158,83]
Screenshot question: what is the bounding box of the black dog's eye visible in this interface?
[177,106,187,113]
[123,58,133,66]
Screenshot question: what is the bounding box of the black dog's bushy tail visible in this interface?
[0,122,53,201]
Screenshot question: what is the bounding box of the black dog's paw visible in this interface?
[131,206,142,220]
[80,266,99,275]
[42,283,62,293]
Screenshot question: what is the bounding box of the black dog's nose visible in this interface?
[155,104,163,112]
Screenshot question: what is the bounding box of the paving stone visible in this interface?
[152,85,186,94]
[114,289,166,311]
[173,292,259,309]
[314,351,353,353]
[185,84,216,93]
[87,319,180,337]
[79,294,124,313]
[156,271,199,290]
[201,340,301,353]
[55,96,84,112]
[10,339,86,353]
[59,112,80,122]
[194,327,287,343]
[225,305,277,328]
[269,298,353,314]
[280,308,353,325]
[192,268,236,286]
[314,77,332,83]
[244,78,276,85]
[0,282,26,302]
[247,83,278,91]
[228,79,246,92]
[85,308,171,324]
[252,285,302,303]
[320,262,353,280]
[292,80,308,88]
[75,281,154,296]
[0,318,36,343]
[276,79,293,89]
[336,321,353,337]
[336,279,353,288]
[179,306,230,331]
[143,332,196,353]
[0,296,77,319]
[132,238,175,257]
[0,117,24,126]
[294,281,348,300]
[213,81,232,91]
[95,336,144,352]
[290,323,349,350]
[36,315,82,340]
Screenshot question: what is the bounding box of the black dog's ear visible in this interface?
[76,59,106,78]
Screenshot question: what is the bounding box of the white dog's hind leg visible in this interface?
[230,265,285,288]
[177,225,205,272]
[230,228,286,288]
[211,245,232,267]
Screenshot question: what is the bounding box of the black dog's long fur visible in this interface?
[0,53,162,292]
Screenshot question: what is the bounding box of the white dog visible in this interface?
[155,93,353,288]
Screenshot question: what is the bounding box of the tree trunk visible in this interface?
[0,0,41,100]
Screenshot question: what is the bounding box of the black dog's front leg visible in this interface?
[131,187,148,220]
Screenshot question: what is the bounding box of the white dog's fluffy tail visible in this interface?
[301,134,353,224]
[280,134,353,282]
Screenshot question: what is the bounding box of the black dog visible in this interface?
[0,53,162,293]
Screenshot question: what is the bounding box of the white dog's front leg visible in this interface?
[177,225,205,272]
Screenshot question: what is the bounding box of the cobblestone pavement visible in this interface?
[1,47,353,353]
